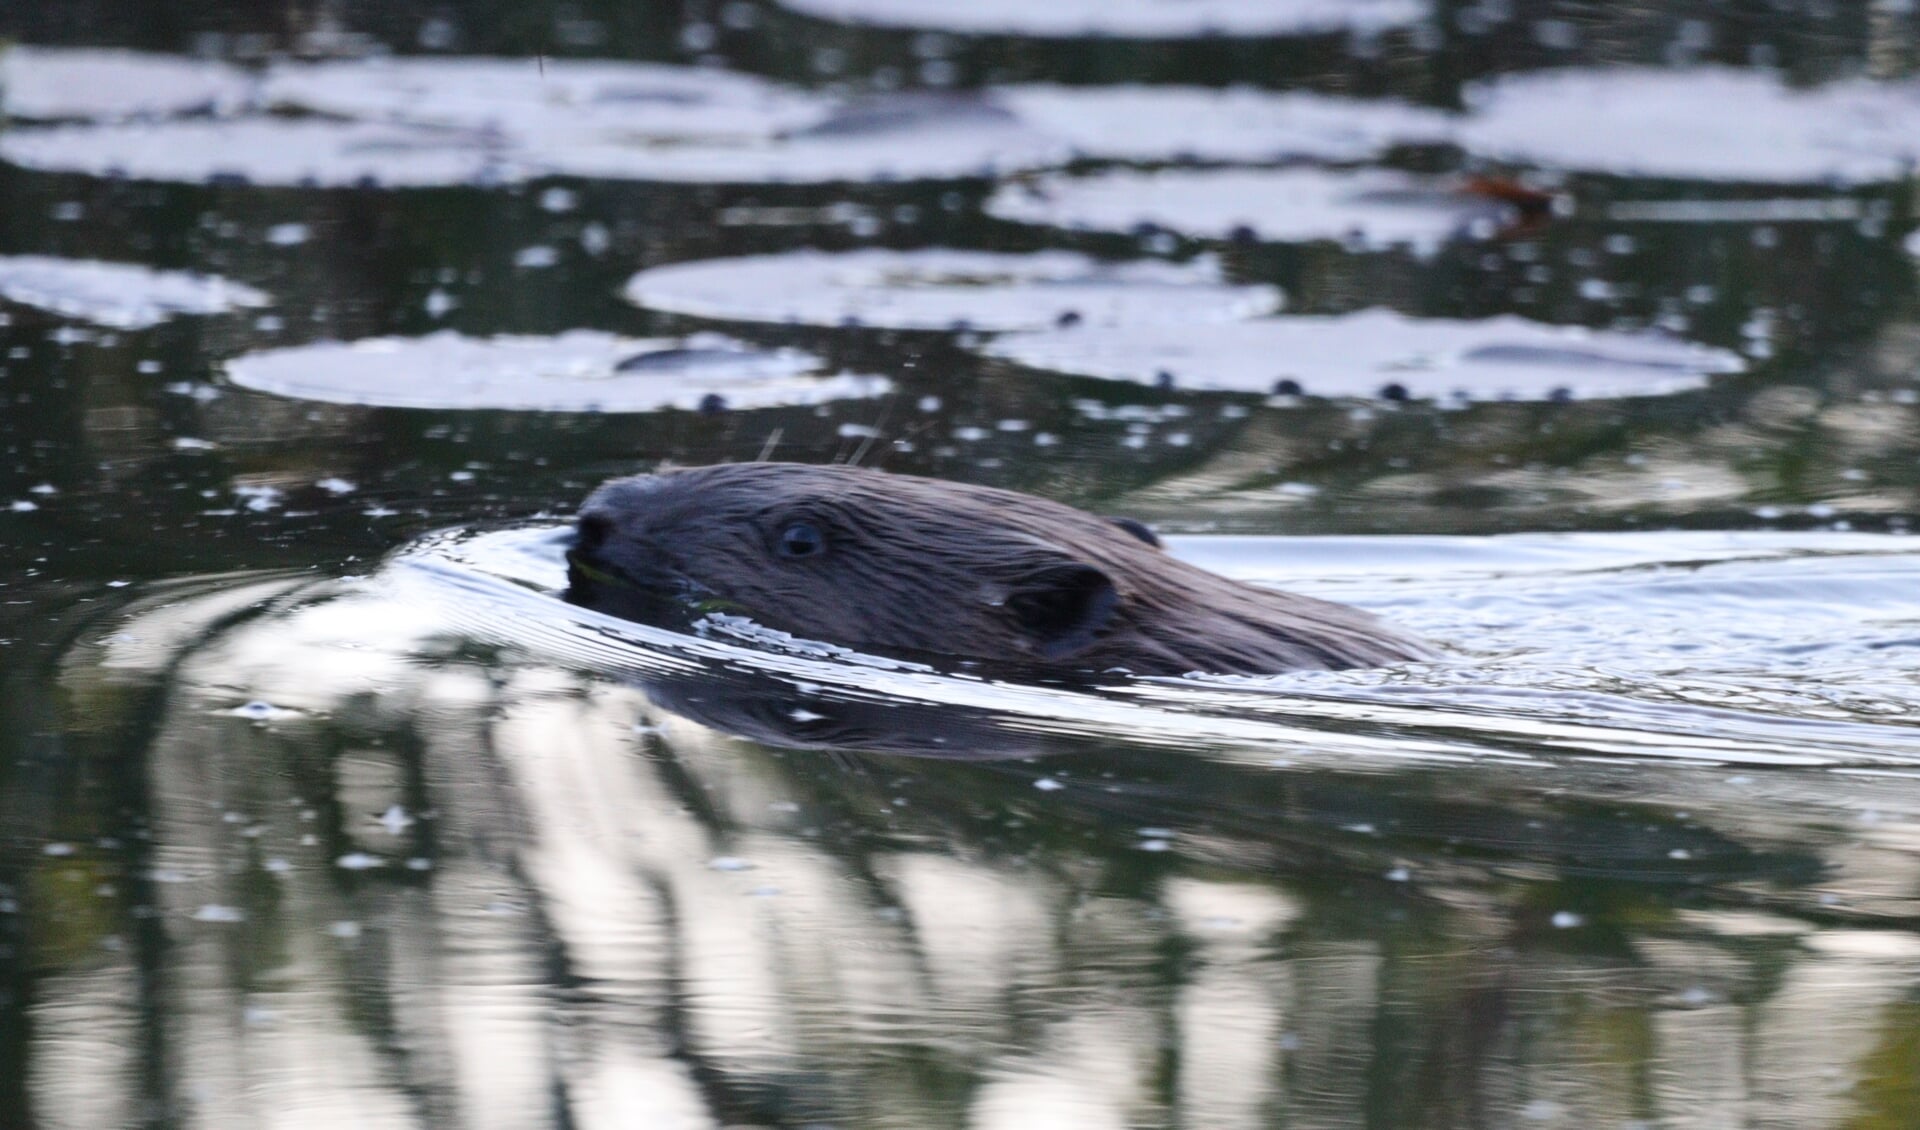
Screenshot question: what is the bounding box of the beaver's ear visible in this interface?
[1006,563,1118,659]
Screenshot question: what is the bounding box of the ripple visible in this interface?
[377,524,1920,768]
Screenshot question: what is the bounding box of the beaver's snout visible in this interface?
[571,474,670,563]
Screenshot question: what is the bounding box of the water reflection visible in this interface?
[12,528,1920,1127]
[4,3,1920,1126]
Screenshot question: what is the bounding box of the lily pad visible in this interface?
[3,64,1451,186]
[981,309,1745,401]
[1000,85,1453,164]
[0,118,527,187]
[988,167,1509,255]
[624,248,1281,331]
[262,56,825,142]
[222,330,891,412]
[0,45,253,122]
[769,0,1427,38]
[1458,67,1920,185]
[559,92,1065,183]
[0,255,269,329]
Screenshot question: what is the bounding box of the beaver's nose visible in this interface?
[573,474,668,555]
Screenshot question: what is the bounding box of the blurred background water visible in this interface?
[3,2,1920,1127]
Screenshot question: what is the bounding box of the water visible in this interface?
[5,1,1920,1126]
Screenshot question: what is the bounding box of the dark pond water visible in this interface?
[4,3,1920,1127]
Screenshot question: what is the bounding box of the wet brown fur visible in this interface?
[569,463,1434,676]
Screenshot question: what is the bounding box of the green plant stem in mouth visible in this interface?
[563,551,632,591]
[566,551,745,617]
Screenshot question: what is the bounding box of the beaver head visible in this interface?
[566,463,1432,676]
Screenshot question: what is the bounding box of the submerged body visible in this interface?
[566,462,1434,676]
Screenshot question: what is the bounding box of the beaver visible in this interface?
[565,463,1434,676]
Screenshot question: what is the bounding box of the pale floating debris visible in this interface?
[982,309,1744,402]
[1551,911,1585,928]
[326,920,363,939]
[1459,67,1920,184]
[1001,85,1452,164]
[224,330,891,412]
[263,55,824,141]
[0,45,253,122]
[1033,777,1065,791]
[0,118,527,188]
[708,856,755,871]
[193,904,246,923]
[0,255,269,329]
[625,249,1279,332]
[769,0,1426,37]
[335,852,384,871]
[42,842,76,857]
[989,167,1506,256]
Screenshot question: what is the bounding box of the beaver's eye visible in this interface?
[777,522,827,560]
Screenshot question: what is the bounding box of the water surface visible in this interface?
[5,2,1920,1126]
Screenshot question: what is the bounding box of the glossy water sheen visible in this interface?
[6,2,1920,1127]
[12,528,1920,1129]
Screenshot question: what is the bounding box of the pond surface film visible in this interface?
[5,3,1920,1128]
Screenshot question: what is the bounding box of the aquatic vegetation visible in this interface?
[988,167,1514,256]
[982,308,1745,401]
[0,45,253,122]
[223,331,889,412]
[625,247,1281,330]
[1459,66,1920,184]
[768,0,1427,37]
[0,254,269,328]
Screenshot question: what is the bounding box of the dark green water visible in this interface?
[4,2,1920,1127]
